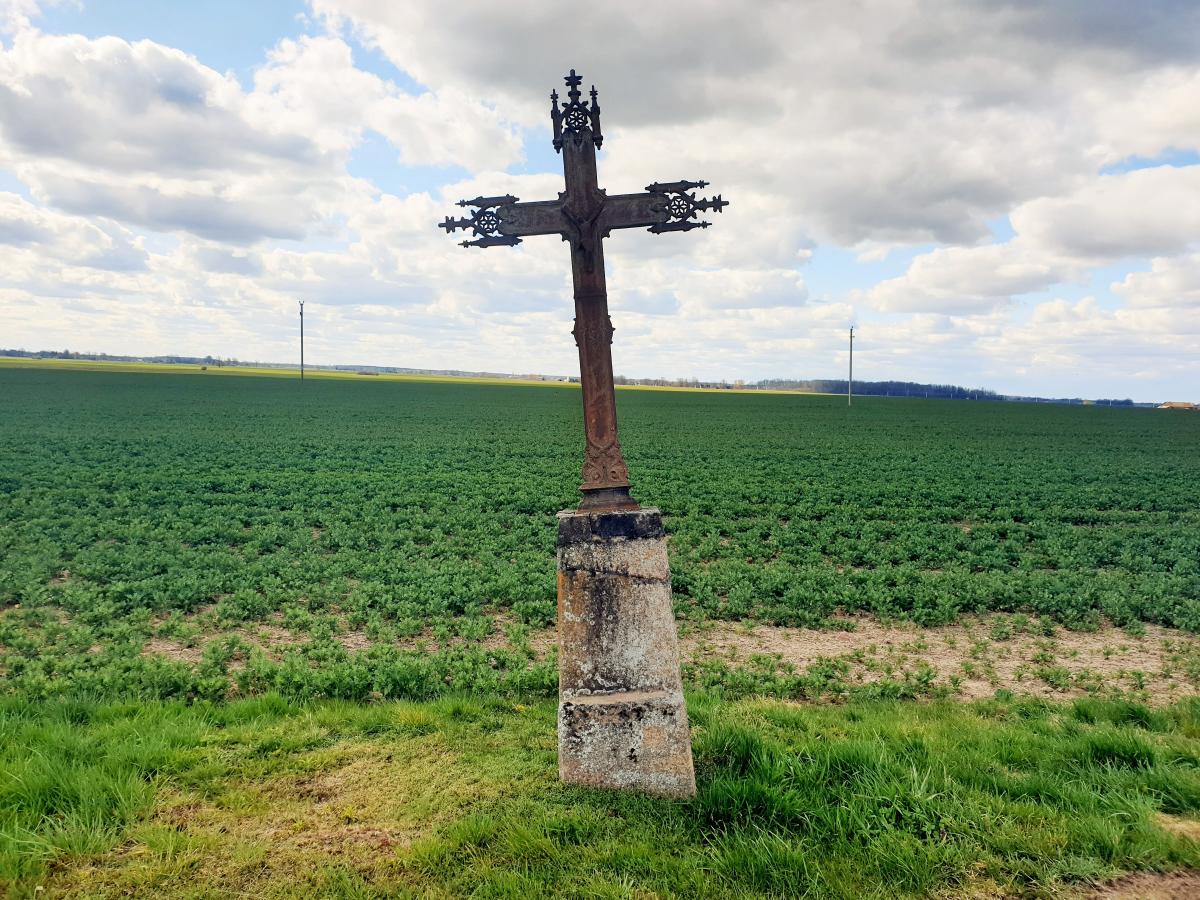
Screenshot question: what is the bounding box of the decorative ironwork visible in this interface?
[439,195,521,248]
[645,181,729,233]
[551,70,603,152]
[581,438,630,489]
[436,70,727,510]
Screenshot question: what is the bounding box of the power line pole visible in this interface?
[298,300,305,381]
[848,326,854,407]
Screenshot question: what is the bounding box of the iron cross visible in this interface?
[439,70,727,512]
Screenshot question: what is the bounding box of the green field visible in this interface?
[2,364,1198,697]
[3,363,1200,896]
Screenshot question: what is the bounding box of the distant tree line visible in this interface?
[757,379,1002,400]
[754,379,1138,406]
[2,348,243,366]
[615,375,741,390]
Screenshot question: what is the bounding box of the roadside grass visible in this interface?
[4,694,1200,898]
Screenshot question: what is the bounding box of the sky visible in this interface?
[0,1,1198,401]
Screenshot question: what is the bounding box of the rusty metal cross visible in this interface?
[439,70,727,512]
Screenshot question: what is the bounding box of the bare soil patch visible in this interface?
[141,636,203,665]
[243,619,301,652]
[1086,871,1200,899]
[682,615,1200,703]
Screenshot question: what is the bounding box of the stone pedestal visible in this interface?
[556,507,695,798]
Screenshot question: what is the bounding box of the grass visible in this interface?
[4,694,1200,897]
[3,363,1199,896]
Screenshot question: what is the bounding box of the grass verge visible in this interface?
[3,694,1200,898]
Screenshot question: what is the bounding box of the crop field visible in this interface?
[3,362,1200,896]
[3,364,1199,699]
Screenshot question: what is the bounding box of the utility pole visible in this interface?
[298,300,305,381]
[848,326,854,407]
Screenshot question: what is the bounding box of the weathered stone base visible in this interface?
[559,689,694,796]
[556,507,696,798]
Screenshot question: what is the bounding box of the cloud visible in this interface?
[861,165,1200,314]
[977,296,1200,384]
[314,0,1200,251]
[989,0,1200,65]
[1114,254,1200,309]
[862,242,1069,314]
[0,35,318,175]
[313,0,779,129]
[0,191,147,271]
[0,0,41,35]
[1090,68,1200,160]
[1,1,1199,400]
[1012,166,1200,260]
[0,30,520,244]
[248,35,522,169]
[0,31,343,242]
[190,245,264,277]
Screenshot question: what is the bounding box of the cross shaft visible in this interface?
[439,70,727,511]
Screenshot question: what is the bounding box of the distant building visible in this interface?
[1158,401,1197,410]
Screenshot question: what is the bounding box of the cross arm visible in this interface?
[497,199,569,239]
[644,181,729,234]
[438,182,728,248]
[438,195,523,248]
[438,194,572,247]
[598,192,669,235]
[600,181,729,236]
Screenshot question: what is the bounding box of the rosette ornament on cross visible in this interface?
[438,70,728,511]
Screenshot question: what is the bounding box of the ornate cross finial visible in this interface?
[552,69,603,152]
[645,182,729,233]
[438,195,521,248]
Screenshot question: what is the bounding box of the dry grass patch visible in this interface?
[1157,814,1200,843]
[45,712,551,898]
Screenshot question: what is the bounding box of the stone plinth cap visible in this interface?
[557,507,664,546]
